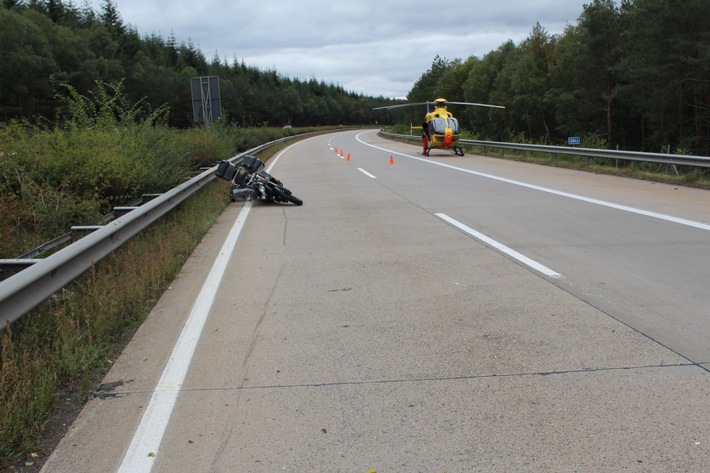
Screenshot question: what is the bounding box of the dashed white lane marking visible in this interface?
[436,213,562,279]
[358,168,377,179]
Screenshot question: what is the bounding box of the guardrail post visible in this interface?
[113,207,140,218]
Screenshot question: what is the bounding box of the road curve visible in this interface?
[42,130,710,472]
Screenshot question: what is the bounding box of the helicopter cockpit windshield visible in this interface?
[429,117,460,134]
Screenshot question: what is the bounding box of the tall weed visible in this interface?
[0,82,238,258]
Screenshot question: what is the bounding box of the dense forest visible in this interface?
[1,0,709,153]
[0,0,392,127]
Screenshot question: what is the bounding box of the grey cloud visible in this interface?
[107,0,590,98]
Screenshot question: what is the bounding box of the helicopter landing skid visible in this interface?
[454,146,465,156]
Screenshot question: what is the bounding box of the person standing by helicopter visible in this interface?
[421,121,430,155]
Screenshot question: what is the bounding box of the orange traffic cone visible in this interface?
[389,155,395,165]
[340,150,344,158]
[334,147,338,155]
[346,153,350,161]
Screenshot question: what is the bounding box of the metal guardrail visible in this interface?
[380,132,710,168]
[0,138,291,326]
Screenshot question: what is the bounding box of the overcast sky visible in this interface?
[97,0,591,99]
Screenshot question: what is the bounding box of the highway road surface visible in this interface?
[42,129,710,472]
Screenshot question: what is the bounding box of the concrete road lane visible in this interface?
[42,131,710,472]
[352,130,710,365]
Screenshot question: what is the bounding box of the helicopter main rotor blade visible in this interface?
[372,102,428,110]
[444,101,506,109]
[373,101,505,110]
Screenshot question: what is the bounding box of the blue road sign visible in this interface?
[568,137,581,146]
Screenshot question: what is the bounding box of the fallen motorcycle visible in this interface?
[215,155,303,205]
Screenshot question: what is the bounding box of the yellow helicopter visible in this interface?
[374,98,505,156]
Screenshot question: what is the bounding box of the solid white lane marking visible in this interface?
[117,202,252,473]
[355,131,710,232]
[118,149,291,473]
[436,213,562,278]
[358,168,377,179]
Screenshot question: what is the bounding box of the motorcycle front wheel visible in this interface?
[273,187,303,205]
